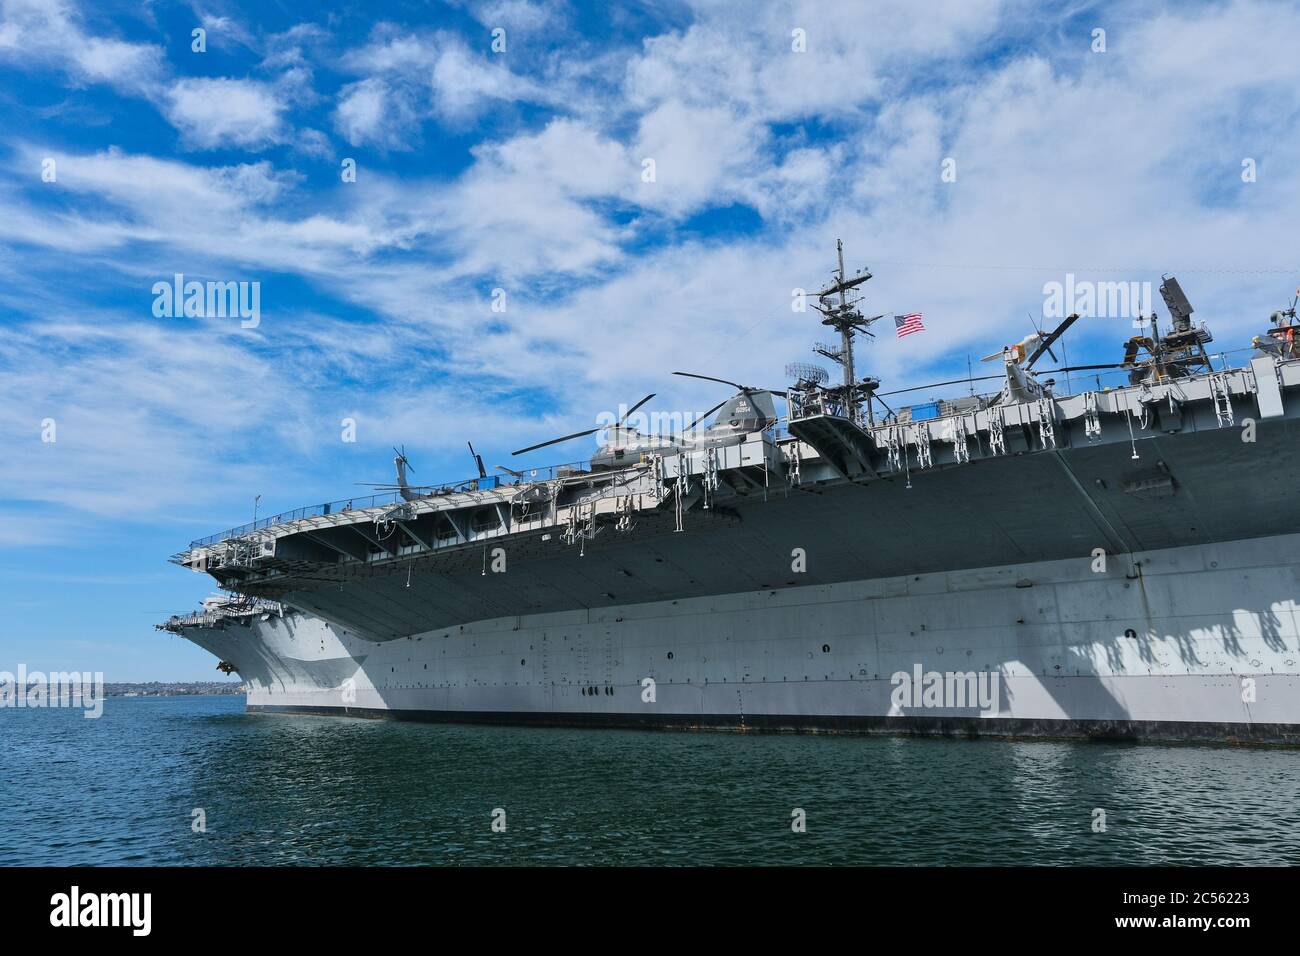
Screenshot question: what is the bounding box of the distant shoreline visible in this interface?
[103,682,245,698]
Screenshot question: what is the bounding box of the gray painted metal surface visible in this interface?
[163,337,1300,741]
[171,530,1300,743]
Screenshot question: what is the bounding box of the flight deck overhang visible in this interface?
[171,433,789,587]
[169,357,1300,640]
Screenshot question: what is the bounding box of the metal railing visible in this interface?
[185,347,1268,551]
[187,459,594,550]
[157,597,282,630]
[790,347,1258,428]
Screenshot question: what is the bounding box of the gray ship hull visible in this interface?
[174,529,1300,744]
[166,351,1300,743]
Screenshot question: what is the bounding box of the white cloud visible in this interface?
[467,0,563,34]
[334,77,412,149]
[165,77,288,149]
[343,33,433,73]
[294,127,334,159]
[631,100,766,216]
[336,27,565,140]
[73,35,159,86]
[429,37,547,120]
[0,2,319,150]
[198,12,259,52]
[481,118,629,198]
[0,318,293,520]
[626,0,1003,121]
[29,145,289,212]
[0,0,165,95]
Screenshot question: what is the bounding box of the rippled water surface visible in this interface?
[4,696,1298,865]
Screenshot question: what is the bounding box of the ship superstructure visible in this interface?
[161,245,1300,743]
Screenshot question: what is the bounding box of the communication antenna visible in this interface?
[807,239,879,424]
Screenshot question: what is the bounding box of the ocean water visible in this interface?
[3,695,1298,866]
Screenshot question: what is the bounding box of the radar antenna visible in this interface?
[784,362,829,389]
[1119,275,1214,384]
[467,441,487,480]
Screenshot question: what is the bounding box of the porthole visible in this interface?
[822,644,831,654]
[1124,628,1138,640]
[520,659,526,666]
[667,651,674,660]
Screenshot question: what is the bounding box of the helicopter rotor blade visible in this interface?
[672,371,745,390]
[356,482,436,490]
[1031,362,1125,374]
[877,374,1007,397]
[682,399,728,434]
[510,392,656,457]
[673,371,785,398]
[495,464,525,478]
[511,427,599,456]
[619,393,656,424]
[392,445,414,474]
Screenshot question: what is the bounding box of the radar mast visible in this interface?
[809,239,881,424]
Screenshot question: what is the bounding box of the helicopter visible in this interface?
[358,442,503,500]
[510,374,787,470]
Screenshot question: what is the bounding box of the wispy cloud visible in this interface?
[1,0,1299,536]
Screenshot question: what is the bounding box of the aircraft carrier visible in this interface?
[160,244,1300,743]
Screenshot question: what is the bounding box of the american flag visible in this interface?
[894,313,925,337]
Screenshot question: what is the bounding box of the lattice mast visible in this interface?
[810,239,880,425]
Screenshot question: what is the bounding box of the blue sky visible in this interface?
[1,0,1298,680]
